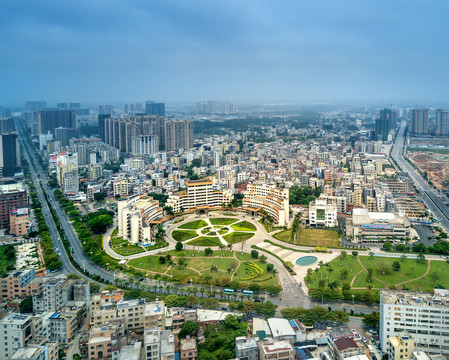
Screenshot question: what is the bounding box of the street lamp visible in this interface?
[352,294,355,305]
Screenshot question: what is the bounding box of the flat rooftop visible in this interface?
[381,289,449,307]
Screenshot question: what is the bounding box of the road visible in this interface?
[391,121,449,232]
[16,120,114,283]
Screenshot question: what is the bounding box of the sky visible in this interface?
[1,0,449,106]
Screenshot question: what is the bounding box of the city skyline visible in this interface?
[2,1,449,105]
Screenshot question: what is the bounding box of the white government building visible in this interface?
[380,289,449,355]
[117,194,163,245]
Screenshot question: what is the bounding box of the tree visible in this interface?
[267,285,282,295]
[251,250,259,259]
[223,314,240,330]
[242,300,255,313]
[266,263,274,273]
[377,259,390,275]
[340,269,348,280]
[383,241,393,251]
[363,312,380,329]
[392,261,401,272]
[255,301,277,318]
[175,242,183,251]
[159,256,167,264]
[417,252,426,264]
[186,295,199,307]
[259,254,267,263]
[205,248,213,256]
[93,192,106,201]
[249,283,261,292]
[178,321,199,339]
[19,296,33,313]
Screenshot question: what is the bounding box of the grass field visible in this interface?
[111,235,126,247]
[358,256,428,285]
[210,217,238,225]
[223,232,254,244]
[405,260,449,292]
[129,250,278,287]
[186,236,222,247]
[234,260,277,287]
[306,254,437,292]
[128,255,170,273]
[113,244,145,256]
[178,220,208,229]
[273,229,293,242]
[296,228,339,247]
[232,221,257,231]
[172,230,198,242]
[306,254,363,288]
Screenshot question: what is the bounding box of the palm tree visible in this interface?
[200,286,205,298]
[369,252,374,266]
[327,266,334,282]
[319,261,324,279]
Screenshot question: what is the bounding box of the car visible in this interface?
[221,307,228,311]
[362,337,367,343]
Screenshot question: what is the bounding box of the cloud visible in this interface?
[1,0,449,104]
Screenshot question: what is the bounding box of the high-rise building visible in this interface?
[54,127,79,146]
[25,101,46,111]
[0,133,20,177]
[436,109,449,137]
[100,115,193,153]
[195,101,237,114]
[57,102,68,109]
[376,108,394,141]
[145,101,165,116]
[410,108,429,136]
[0,313,34,360]
[98,104,113,115]
[69,102,80,109]
[37,110,77,136]
[380,289,449,355]
[0,117,15,133]
[131,135,159,155]
[0,107,12,117]
[0,183,28,229]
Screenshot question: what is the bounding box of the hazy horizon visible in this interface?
[2,1,449,105]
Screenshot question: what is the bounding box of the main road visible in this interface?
[391,121,449,232]
[16,120,114,283]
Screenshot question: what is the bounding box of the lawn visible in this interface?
[210,217,238,225]
[164,249,234,258]
[184,257,239,272]
[405,260,449,292]
[113,244,146,256]
[273,229,293,242]
[111,235,126,247]
[233,260,278,287]
[128,255,170,273]
[218,228,228,235]
[358,256,428,286]
[296,228,339,247]
[172,230,198,242]
[231,221,257,232]
[186,236,222,247]
[306,254,363,289]
[178,219,208,229]
[223,232,255,244]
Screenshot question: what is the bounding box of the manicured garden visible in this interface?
[127,248,280,289]
[172,230,198,242]
[110,229,145,255]
[187,236,222,247]
[178,219,208,229]
[210,217,238,225]
[173,217,256,247]
[223,232,254,244]
[232,221,257,231]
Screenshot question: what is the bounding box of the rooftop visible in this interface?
[381,289,449,307]
[267,318,296,338]
[261,340,293,354]
[334,337,359,352]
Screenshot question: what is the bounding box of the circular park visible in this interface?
[171,217,257,247]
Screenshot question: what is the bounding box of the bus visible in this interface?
[224,288,235,294]
[242,290,254,296]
